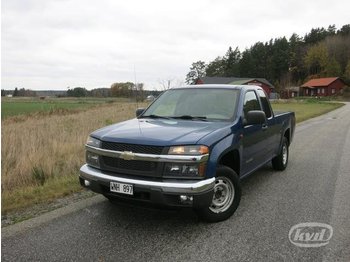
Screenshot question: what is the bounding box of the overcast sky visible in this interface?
[2,0,349,90]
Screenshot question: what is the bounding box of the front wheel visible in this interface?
[196,166,241,222]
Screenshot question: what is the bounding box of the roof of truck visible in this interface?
[172,84,263,90]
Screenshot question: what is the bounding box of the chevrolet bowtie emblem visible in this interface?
[120,151,135,160]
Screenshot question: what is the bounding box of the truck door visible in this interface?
[241,91,266,174]
[256,89,279,163]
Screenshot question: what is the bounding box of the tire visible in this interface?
[196,166,241,223]
[272,137,289,171]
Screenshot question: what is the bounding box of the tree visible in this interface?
[158,78,174,90]
[324,35,350,73]
[249,42,268,78]
[239,50,254,77]
[13,87,19,97]
[342,62,350,97]
[224,47,241,77]
[18,88,36,97]
[337,24,350,36]
[185,23,350,89]
[1,89,5,97]
[304,43,329,76]
[289,33,308,83]
[325,57,341,76]
[185,61,207,84]
[67,87,88,97]
[134,83,145,101]
[110,82,134,97]
[158,78,184,90]
[304,27,329,45]
[270,37,290,81]
[206,57,225,77]
[90,88,111,97]
[327,24,337,36]
[344,59,350,81]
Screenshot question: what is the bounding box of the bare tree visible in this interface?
[158,77,184,90]
[158,78,173,90]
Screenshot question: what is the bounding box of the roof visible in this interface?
[285,86,300,92]
[301,77,340,87]
[173,84,264,92]
[229,79,252,85]
[198,77,275,88]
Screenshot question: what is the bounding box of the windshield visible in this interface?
[141,88,239,121]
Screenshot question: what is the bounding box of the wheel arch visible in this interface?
[218,149,240,176]
[284,128,290,146]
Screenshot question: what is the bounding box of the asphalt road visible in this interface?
[2,103,350,262]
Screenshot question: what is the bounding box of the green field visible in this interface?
[1,97,129,118]
[271,100,344,123]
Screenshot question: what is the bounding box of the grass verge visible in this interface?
[271,101,344,123]
[1,175,82,214]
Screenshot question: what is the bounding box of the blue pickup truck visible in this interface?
[80,85,295,222]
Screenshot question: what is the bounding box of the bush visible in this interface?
[343,86,350,97]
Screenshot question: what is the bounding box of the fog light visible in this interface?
[180,195,193,205]
[84,180,91,187]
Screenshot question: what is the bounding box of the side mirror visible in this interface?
[245,110,266,125]
[136,108,145,117]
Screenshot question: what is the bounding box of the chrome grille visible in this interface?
[101,141,164,155]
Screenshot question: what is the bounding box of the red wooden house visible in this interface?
[301,77,346,97]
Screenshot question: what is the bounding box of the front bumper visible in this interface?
[79,164,215,208]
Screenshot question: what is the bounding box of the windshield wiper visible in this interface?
[171,115,208,121]
[142,114,208,121]
[140,114,171,120]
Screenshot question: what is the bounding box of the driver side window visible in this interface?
[243,91,261,118]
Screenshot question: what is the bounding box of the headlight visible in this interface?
[86,136,101,148]
[164,163,207,178]
[168,145,209,155]
[86,151,100,168]
[165,145,208,178]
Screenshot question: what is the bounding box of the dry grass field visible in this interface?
[1,102,146,213]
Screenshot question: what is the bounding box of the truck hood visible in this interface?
[91,118,230,146]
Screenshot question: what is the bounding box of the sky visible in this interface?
[2,0,350,90]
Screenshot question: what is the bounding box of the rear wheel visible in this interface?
[272,137,289,170]
[196,166,241,222]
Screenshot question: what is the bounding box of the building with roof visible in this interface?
[195,77,275,97]
[281,86,300,99]
[301,77,346,97]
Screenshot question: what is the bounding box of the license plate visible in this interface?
[110,182,133,195]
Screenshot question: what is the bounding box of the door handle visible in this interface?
[262,124,268,131]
